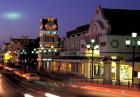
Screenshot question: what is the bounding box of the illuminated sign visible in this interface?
[40,17,58,31]
[45,17,57,31]
[100,42,106,46]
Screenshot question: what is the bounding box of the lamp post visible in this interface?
[20,49,27,71]
[31,48,38,71]
[86,39,99,79]
[39,46,46,71]
[31,48,38,54]
[48,46,57,71]
[48,46,57,58]
[125,32,140,83]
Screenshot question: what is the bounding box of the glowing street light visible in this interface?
[125,32,140,83]
[86,39,99,79]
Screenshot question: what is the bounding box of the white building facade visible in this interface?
[54,5,140,84]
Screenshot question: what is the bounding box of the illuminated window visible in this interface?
[111,61,116,80]
[138,72,140,78]
[120,65,132,80]
[111,56,117,60]
[68,64,71,72]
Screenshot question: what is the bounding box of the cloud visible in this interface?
[1,12,22,20]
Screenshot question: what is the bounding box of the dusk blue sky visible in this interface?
[0,0,140,42]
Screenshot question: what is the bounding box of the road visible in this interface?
[0,73,24,97]
[1,69,140,97]
[66,82,140,97]
[0,71,44,97]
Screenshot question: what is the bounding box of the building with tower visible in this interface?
[37,6,140,84]
[38,17,61,72]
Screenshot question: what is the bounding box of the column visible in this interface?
[84,60,89,78]
[74,62,77,72]
[103,61,112,83]
[49,61,51,71]
[116,62,120,85]
[38,52,42,72]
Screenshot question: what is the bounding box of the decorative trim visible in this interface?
[111,40,119,48]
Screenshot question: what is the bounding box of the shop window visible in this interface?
[111,61,116,80]
[68,64,71,72]
[138,72,140,78]
[120,65,132,80]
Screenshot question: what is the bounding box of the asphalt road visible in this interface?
[0,71,43,97]
[0,73,24,97]
[1,69,138,97]
[0,70,102,97]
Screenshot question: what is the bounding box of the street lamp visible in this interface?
[86,39,99,79]
[48,46,57,72]
[48,46,57,59]
[21,50,27,55]
[39,47,46,71]
[31,48,38,54]
[125,32,140,83]
[31,48,38,71]
[20,49,27,71]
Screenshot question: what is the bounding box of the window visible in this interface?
[138,72,140,78]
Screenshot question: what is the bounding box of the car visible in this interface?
[14,70,26,78]
[25,73,40,81]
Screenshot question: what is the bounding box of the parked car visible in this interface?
[25,73,40,81]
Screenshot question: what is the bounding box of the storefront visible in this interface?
[120,64,132,81]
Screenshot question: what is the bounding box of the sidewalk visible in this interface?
[38,72,140,93]
[64,79,140,96]
[70,78,139,89]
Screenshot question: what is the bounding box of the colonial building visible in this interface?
[54,5,140,84]
[54,25,90,75]
[2,36,39,71]
[94,5,140,83]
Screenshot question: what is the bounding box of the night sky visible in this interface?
[0,0,140,43]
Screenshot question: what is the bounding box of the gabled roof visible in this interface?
[102,8,140,35]
[66,24,89,37]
